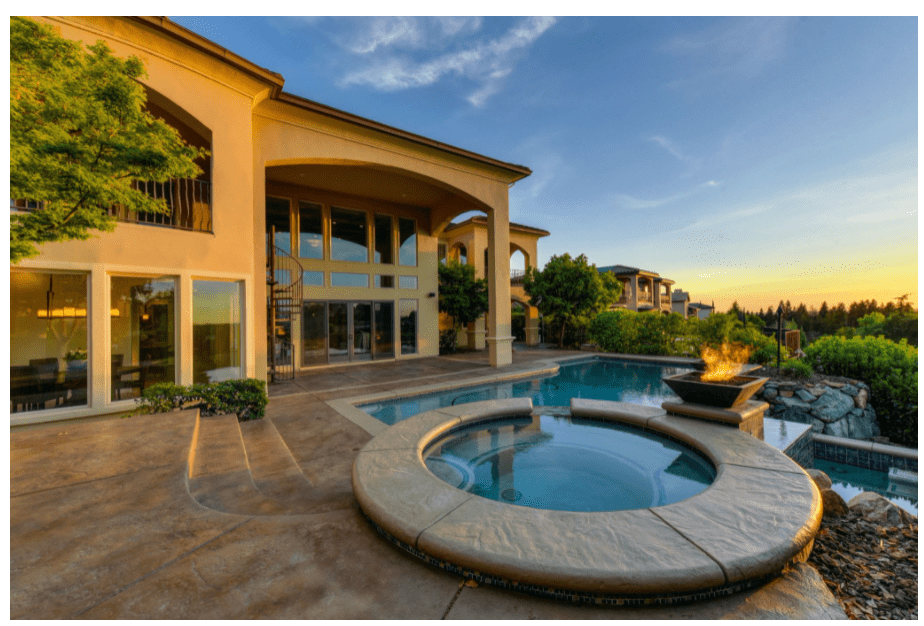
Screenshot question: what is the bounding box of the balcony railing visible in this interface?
[13,178,212,233]
[109,178,212,232]
[637,292,653,304]
[510,269,526,285]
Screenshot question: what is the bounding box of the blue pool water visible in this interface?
[362,357,695,425]
[424,414,716,512]
[814,459,917,516]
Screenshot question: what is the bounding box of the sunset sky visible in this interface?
[172,15,919,313]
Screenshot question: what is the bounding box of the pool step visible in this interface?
[238,418,321,513]
[188,414,289,516]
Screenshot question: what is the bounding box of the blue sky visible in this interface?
[172,16,918,313]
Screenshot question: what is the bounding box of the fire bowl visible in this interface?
[663,372,769,409]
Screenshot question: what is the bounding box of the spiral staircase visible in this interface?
[266,227,304,382]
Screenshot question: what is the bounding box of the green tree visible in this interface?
[523,253,622,348]
[437,261,489,353]
[10,17,208,262]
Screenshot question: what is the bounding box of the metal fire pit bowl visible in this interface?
[662,372,769,409]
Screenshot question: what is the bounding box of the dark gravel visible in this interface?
[808,511,918,620]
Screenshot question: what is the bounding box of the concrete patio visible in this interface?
[10,348,846,619]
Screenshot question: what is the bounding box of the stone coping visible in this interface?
[352,398,822,600]
[813,433,918,459]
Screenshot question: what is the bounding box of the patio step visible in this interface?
[238,418,321,513]
[187,414,289,516]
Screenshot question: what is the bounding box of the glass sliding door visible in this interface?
[374,302,394,359]
[352,303,372,361]
[192,280,242,383]
[11,271,88,412]
[110,276,176,400]
[302,302,327,366]
[400,299,418,355]
[328,302,350,363]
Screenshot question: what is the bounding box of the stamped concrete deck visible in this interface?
[10,348,847,619]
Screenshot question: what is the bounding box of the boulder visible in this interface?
[821,489,849,518]
[810,419,826,433]
[811,389,855,423]
[795,389,817,403]
[823,381,845,389]
[806,469,832,490]
[763,387,779,401]
[854,388,868,410]
[808,386,826,397]
[825,419,850,438]
[780,390,794,398]
[841,383,859,398]
[778,396,812,411]
[846,414,876,440]
[848,492,916,526]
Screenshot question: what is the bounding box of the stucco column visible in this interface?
[525,305,540,346]
[486,204,513,367]
[630,276,639,311]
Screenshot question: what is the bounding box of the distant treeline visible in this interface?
[729,296,917,345]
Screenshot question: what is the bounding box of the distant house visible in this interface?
[671,289,691,317]
[688,301,715,320]
[598,265,674,314]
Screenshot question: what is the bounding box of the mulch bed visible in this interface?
[808,511,917,619]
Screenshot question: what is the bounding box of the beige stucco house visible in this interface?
[437,216,549,348]
[10,16,531,426]
[598,265,674,314]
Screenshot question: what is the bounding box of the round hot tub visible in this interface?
[352,398,821,604]
[424,414,715,512]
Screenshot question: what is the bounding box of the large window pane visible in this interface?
[374,302,394,359]
[111,276,176,401]
[374,214,393,264]
[302,302,327,366]
[400,299,418,355]
[331,272,369,288]
[11,271,88,412]
[331,207,368,262]
[266,196,291,255]
[398,218,417,266]
[193,280,242,383]
[299,201,324,259]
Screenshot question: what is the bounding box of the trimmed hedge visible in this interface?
[130,378,268,422]
[804,336,917,446]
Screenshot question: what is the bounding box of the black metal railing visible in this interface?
[510,269,526,285]
[267,239,304,383]
[13,177,212,233]
[110,178,212,232]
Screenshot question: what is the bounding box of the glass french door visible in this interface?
[304,301,394,365]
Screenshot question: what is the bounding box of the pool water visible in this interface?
[814,459,917,516]
[423,414,716,512]
[363,357,695,425]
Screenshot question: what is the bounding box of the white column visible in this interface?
[486,204,513,367]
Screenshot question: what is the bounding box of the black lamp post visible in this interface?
[776,303,784,369]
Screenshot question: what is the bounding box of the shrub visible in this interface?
[131,378,268,422]
[781,358,814,379]
[589,310,695,357]
[805,336,917,446]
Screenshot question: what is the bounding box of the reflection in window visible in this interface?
[400,299,417,355]
[438,243,447,265]
[266,196,291,254]
[399,275,418,289]
[302,301,327,366]
[374,302,394,359]
[374,275,394,288]
[111,276,176,401]
[193,280,242,383]
[11,271,88,412]
[374,214,393,264]
[303,271,324,287]
[299,201,324,259]
[331,207,368,262]
[457,244,467,265]
[398,217,416,266]
[331,272,369,288]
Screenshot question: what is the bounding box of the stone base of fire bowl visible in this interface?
[661,400,769,440]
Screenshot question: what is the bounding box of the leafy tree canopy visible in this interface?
[438,260,489,353]
[523,253,622,348]
[10,16,208,262]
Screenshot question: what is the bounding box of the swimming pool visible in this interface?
[814,459,917,516]
[361,357,695,424]
[424,413,715,512]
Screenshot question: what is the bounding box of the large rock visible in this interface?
[763,387,779,401]
[840,383,859,397]
[821,489,849,518]
[825,418,850,438]
[848,492,916,526]
[806,469,832,490]
[854,388,868,410]
[795,389,817,403]
[811,389,855,423]
[779,396,812,411]
[846,412,876,440]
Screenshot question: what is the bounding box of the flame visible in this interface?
[700,343,751,382]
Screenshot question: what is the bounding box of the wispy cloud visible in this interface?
[615,180,721,210]
[648,135,688,161]
[663,17,795,87]
[338,17,557,106]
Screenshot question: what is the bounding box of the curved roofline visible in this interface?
[443,215,549,236]
[130,17,531,181]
